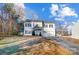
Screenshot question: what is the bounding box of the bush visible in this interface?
[12,30,18,35]
[0,37,4,40]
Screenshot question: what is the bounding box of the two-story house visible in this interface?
[24,20,55,37]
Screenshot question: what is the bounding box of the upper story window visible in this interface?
[25,23,31,27]
[49,24,53,28]
[28,24,31,27]
[25,23,27,27]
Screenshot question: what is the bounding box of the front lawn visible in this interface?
[61,36,79,45]
[0,36,24,45]
[0,36,40,45]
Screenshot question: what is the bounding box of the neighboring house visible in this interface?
[72,22,79,39]
[23,20,55,37]
[66,25,72,36]
[56,25,72,36]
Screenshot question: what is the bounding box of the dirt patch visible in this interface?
[15,40,73,55]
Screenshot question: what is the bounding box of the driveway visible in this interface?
[0,36,79,55]
[0,36,42,55]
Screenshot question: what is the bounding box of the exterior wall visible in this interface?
[43,22,55,37]
[24,20,55,37]
[72,23,79,39]
[24,21,43,36]
[24,22,33,36]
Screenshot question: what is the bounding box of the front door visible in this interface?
[32,30,35,36]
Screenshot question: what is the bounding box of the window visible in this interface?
[28,31,32,34]
[25,30,32,34]
[25,23,31,27]
[25,31,27,34]
[25,23,27,27]
[28,24,31,27]
[49,25,53,28]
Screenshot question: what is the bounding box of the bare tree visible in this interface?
[0,3,25,36]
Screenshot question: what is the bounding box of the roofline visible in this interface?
[25,19,43,22]
[19,19,54,24]
[44,21,53,23]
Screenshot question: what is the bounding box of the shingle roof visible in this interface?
[25,19,54,23]
[25,19,43,22]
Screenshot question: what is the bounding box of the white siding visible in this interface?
[24,21,55,37]
[24,21,42,36]
[43,23,55,37]
[24,22,33,36]
[32,22,42,27]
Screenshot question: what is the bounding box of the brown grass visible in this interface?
[61,36,79,45]
[16,40,73,55]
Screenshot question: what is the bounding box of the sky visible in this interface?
[0,3,79,25]
[24,3,79,25]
